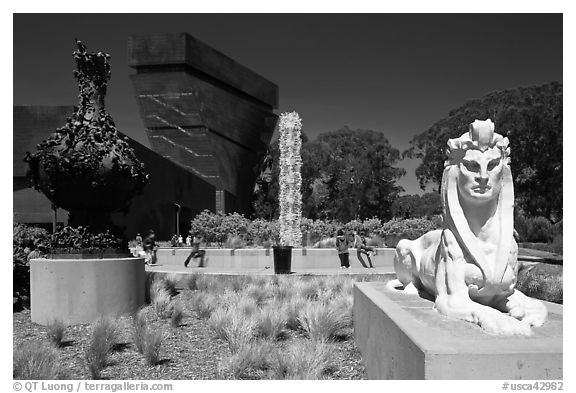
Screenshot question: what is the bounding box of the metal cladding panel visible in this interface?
[207,131,262,211]
[13,106,73,177]
[128,33,278,108]
[130,72,203,129]
[131,71,276,152]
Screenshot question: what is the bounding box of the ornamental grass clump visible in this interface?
[298,302,350,342]
[246,284,270,307]
[185,273,200,291]
[47,319,66,348]
[217,340,275,380]
[170,301,185,328]
[268,340,336,380]
[208,307,256,353]
[278,111,303,247]
[13,340,61,380]
[162,274,180,297]
[282,297,307,331]
[85,317,118,379]
[143,330,163,366]
[151,280,173,320]
[254,305,287,340]
[190,292,217,319]
[132,308,147,354]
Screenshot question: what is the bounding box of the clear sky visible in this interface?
[13,13,562,194]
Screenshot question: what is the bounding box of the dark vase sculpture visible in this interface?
[26,40,148,231]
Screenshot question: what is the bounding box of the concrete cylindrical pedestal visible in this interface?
[30,257,145,325]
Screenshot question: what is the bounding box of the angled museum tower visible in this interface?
[128,33,279,214]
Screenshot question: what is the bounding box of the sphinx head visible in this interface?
[446,119,511,206]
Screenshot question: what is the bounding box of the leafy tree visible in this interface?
[404,82,562,221]
[252,127,405,222]
[391,192,442,219]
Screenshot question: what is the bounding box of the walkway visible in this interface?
[145,263,395,276]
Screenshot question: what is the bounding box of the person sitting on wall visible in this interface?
[133,233,143,257]
[354,230,375,268]
[184,232,206,268]
[170,234,178,247]
[178,235,183,246]
[143,230,158,266]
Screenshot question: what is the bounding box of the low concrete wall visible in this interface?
[30,257,146,325]
[353,281,563,380]
[144,247,396,269]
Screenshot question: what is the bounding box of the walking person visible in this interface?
[184,232,206,267]
[142,229,158,266]
[354,230,375,268]
[335,229,350,269]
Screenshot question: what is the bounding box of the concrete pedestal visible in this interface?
[30,257,146,325]
[353,282,562,379]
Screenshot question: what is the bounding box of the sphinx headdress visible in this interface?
[441,118,515,285]
[445,119,511,167]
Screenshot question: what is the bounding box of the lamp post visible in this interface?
[174,203,181,236]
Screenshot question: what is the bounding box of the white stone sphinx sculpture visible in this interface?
[392,119,547,335]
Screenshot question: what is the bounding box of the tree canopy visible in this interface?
[251,127,405,222]
[404,82,562,221]
[391,192,442,219]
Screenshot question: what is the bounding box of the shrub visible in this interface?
[47,319,66,348]
[13,340,60,380]
[378,218,439,246]
[49,225,121,252]
[313,237,336,248]
[268,340,336,379]
[224,234,246,249]
[516,264,563,304]
[515,214,556,243]
[246,218,278,247]
[305,219,338,245]
[344,219,364,233]
[13,222,49,309]
[190,210,225,244]
[362,217,382,236]
[526,216,554,243]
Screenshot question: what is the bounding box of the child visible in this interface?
[335,229,350,268]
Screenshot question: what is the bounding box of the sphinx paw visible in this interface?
[476,308,532,336]
[509,298,548,327]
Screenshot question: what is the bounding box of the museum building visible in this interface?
[13,33,278,239]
